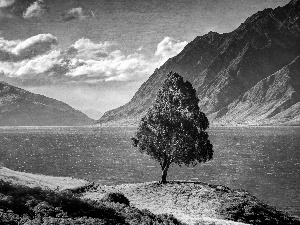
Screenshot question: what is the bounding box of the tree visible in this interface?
[132,71,213,183]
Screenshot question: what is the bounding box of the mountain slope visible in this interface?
[98,0,300,126]
[213,55,300,125]
[0,82,95,126]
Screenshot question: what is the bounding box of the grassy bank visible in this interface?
[0,180,184,225]
[1,167,299,225]
[83,181,300,225]
[0,167,89,191]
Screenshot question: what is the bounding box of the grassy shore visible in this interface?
[0,167,299,225]
[82,181,299,225]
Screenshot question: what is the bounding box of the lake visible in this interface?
[0,126,299,217]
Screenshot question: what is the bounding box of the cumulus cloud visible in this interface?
[15,50,61,77]
[155,37,187,63]
[0,0,15,17]
[66,51,149,82]
[0,35,188,86]
[62,7,86,21]
[66,38,112,60]
[0,34,58,62]
[23,0,45,19]
[0,50,60,77]
[0,38,17,61]
[12,34,57,58]
[0,0,15,8]
[0,36,149,84]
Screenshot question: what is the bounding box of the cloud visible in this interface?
[63,38,149,82]
[62,7,86,21]
[0,50,60,77]
[0,37,149,84]
[12,34,57,58]
[0,38,18,61]
[0,34,58,61]
[66,51,149,82]
[155,37,188,63]
[0,0,15,8]
[90,10,96,19]
[0,35,188,86]
[0,0,15,17]
[23,0,45,19]
[0,0,41,18]
[15,50,61,77]
[66,38,112,60]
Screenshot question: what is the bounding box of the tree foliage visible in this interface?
[132,71,213,183]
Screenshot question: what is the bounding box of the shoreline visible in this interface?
[0,167,90,191]
[0,124,300,128]
[1,167,299,225]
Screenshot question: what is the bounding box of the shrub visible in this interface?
[102,192,130,206]
[32,201,56,217]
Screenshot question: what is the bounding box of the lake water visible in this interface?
[0,126,299,217]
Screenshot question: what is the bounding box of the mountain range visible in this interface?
[0,82,94,126]
[98,0,300,126]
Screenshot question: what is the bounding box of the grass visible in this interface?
[1,167,300,225]
[0,180,185,225]
[82,181,300,225]
[214,184,299,225]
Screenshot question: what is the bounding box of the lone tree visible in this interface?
[132,71,213,183]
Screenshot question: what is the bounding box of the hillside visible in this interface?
[213,55,300,125]
[0,82,95,126]
[98,0,300,126]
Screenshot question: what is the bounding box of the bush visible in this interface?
[218,193,300,225]
[102,192,130,206]
[32,201,56,217]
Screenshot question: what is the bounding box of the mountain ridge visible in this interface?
[99,0,300,126]
[0,82,95,126]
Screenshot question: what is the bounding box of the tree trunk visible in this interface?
[161,164,169,184]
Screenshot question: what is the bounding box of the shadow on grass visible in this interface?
[0,180,185,225]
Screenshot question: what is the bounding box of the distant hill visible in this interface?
[81,109,103,120]
[0,82,95,126]
[98,0,300,126]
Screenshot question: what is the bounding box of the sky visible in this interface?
[0,0,290,118]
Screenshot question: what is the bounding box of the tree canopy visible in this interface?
[132,71,213,183]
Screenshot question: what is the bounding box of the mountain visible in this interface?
[81,109,103,120]
[98,0,300,126]
[0,82,95,126]
[214,56,300,125]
